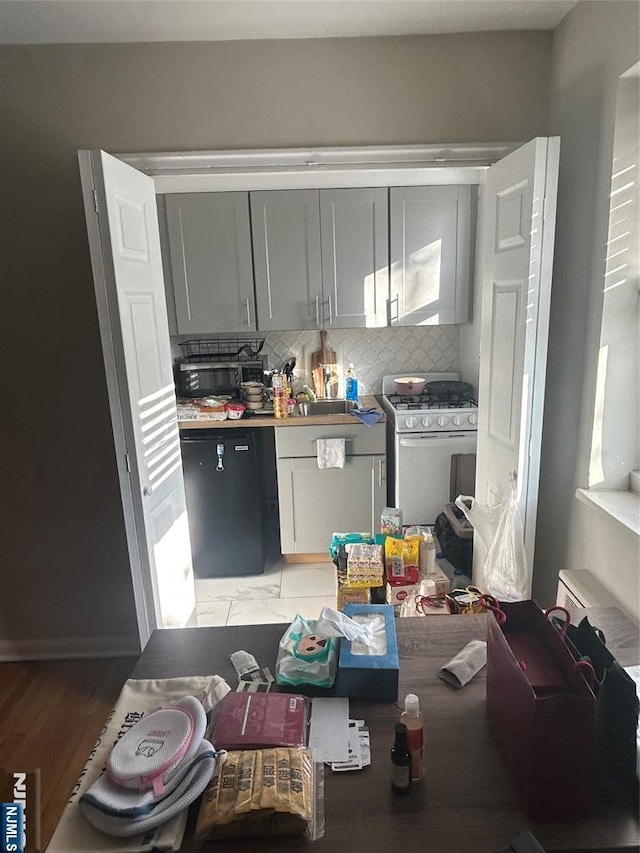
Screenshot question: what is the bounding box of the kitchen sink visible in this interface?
[303,399,358,415]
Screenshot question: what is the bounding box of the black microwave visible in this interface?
[175,359,265,398]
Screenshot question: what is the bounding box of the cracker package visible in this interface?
[196,747,321,841]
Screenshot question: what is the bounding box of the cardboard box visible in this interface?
[380,507,402,537]
[335,604,399,702]
[424,563,450,595]
[337,585,371,610]
[385,582,420,606]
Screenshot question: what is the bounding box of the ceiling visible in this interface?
[0,0,577,45]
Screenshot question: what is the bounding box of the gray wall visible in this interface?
[533,1,640,616]
[0,33,552,653]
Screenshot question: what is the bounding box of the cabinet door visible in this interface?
[251,190,323,331]
[320,188,389,328]
[277,454,386,553]
[390,186,472,325]
[165,192,256,334]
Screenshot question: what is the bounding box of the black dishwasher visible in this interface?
[181,430,267,577]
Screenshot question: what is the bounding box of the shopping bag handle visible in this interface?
[478,594,507,624]
[415,594,446,613]
[575,659,596,688]
[544,605,571,637]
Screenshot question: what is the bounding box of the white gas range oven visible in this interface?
[380,372,478,526]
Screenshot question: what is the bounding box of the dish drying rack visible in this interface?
[178,337,266,363]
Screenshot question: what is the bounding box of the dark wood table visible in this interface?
[132,607,640,853]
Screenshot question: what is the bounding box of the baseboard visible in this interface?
[284,553,331,564]
[0,634,141,662]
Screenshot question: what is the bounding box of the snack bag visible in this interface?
[275,615,337,688]
[384,536,420,585]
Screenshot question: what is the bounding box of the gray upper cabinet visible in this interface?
[390,185,473,325]
[251,190,323,331]
[320,188,389,328]
[164,192,257,334]
[160,184,475,334]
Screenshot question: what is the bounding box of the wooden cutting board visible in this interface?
[310,330,338,399]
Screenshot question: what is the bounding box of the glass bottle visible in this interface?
[390,722,411,794]
[400,693,424,781]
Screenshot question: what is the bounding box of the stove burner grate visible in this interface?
[385,391,478,410]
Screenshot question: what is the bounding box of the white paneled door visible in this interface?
[474,138,559,595]
[79,150,196,647]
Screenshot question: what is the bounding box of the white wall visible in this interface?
[533,1,640,618]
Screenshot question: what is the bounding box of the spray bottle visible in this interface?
[345,363,358,401]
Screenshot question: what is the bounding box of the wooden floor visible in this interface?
[0,656,134,849]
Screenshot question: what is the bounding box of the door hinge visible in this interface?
[93,189,99,213]
[125,453,131,473]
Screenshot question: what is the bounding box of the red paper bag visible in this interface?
[486,600,596,820]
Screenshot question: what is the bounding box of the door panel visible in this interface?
[251,190,323,330]
[474,138,559,595]
[165,192,256,334]
[390,185,472,325]
[396,434,478,526]
[320,188,389,328]
[278,455,385,553]
[488,282,523,447]
[79,150,196,644]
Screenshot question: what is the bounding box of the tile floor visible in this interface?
[195,554,338,627]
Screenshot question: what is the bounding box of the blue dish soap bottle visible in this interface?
[345,363,358,401]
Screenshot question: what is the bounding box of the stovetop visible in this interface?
[385,392,478,411]
[380,372,479,434]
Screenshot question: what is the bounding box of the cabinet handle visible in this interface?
[315,295,320,326]
[327,293,333,325]
[245,297,251,327]
[388,295,399,325]
[378,458,385,488]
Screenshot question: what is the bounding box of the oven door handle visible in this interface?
[399,434,470,447]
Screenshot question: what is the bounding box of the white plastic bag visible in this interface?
[455,477,528,602]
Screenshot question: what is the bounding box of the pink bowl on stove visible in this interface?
[394,377,426,395]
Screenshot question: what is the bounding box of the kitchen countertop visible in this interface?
[178,395,385,429]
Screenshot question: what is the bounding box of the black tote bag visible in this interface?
[551,611,639,793]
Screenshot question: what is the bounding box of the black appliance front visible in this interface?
[175,361,265,398]
[181,430,266,577]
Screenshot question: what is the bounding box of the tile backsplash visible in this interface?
[171,326,460,396]
[261,326,459,395]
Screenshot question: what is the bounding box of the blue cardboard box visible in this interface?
[335,604,399,702]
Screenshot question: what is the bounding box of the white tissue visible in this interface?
[315,606,377,651]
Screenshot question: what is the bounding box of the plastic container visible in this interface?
[400,693,424,781]
[345,363,358,401]
[225,402,246,420]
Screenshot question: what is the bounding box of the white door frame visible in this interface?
[79,150,152,648]
[117,143,519,193]
[84,141,526,645]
